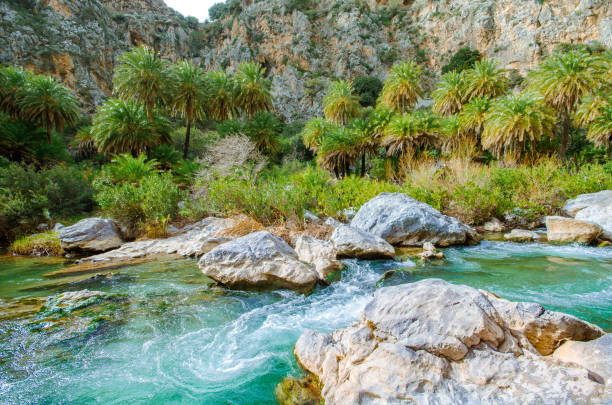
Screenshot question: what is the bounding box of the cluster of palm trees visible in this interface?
[92,46,273,158]
[304,49,611,178]
[0,66,80,145]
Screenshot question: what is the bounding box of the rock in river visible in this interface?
[563,190,612,241]
[294,279,607,404]
[503,228,543,242]
[330,225,395,260]
[59,218,123,253]
[546,216,602,244]
[351,192,480,246]
[294,234,344,283]
[198,231,318,291]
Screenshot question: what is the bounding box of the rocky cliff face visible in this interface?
[2,0,610,118]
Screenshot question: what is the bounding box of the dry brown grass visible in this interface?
[217,214,266,238]
[268,220,334,247]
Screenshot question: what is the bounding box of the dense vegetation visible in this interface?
[1,43,610,249]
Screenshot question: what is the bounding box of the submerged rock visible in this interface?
[418,242,444,261]
[351,192,480,246]
[330,225,395,260]
[503,228,543,242]
[546,216,602,244]
[198,231,318,291]
[294,279,607,404]
[295,234,343,283]
[563,191,612,241]
[59,218,123,253]
[275,377,321,405]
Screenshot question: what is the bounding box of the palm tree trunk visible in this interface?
[183,117,191,159]
[360,152,366,177]
[46,125,52,144]
[334,165,340,178]
[558,114,571,160]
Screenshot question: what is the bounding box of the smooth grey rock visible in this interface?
[351,193,480,246]
[418,242,444,260]
[59,218,123,253]
[546,216,602,244]
[295,279,608,404]
[330,225,395,259]
[324,217,344,228]
[53,223,65,232]
[37,223,49,231]
[482,217,505,232]
[563,191,612,241]
[554,334,612,386]
[503,228,543,242]
[303,210,322,224]
[198,231,318,291]
[342,207,357,221]
[80,217,233,263]
[294,234,343,282]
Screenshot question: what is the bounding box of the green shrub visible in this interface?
[10,231,63,256]
[441,47,481,74]
[95,172,185,238]
[100,154,159,184]
[0,163,94,241]
[353,76,383,107]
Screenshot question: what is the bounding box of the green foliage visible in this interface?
[323,80,361,125]
[208,0,242,21]
[461,59,508,102]
[243,111,282,156]
[441,47,481,74]
[100,154,159,184]
[353,75,383,107]
[92,98,172,156]
[95,172,185,238]
[234,62,273,118]
[149,145,182,170]
[10,231,63,256]
[379,61,423,114]
[0,164,94,240]
[431,71,464,116]
[206,70,237,121]
[171,127,211,159]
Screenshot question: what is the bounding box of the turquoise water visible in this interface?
[0,240,610,404]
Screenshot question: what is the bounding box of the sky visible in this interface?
[164,0,218,21]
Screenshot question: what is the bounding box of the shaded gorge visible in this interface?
[0,240,610,404]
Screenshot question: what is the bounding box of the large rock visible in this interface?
[351,193,480,247]
[330,225,395,260]
[554,334,612,386]
[198,231,318,291]
[80,217,232,263]
[294,279,608,404]
[563,191,612,241]
[59,218,123,253]
[546,216,602,244]
[295,234,344,282]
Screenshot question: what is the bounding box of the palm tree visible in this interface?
[244,111,282,156]
[584,103,612,148]
[18,75,80,144]
[573,93,610,129]
[92,98,172,156]
[482,92,556,160]
[206,69,237,121]
[302,117,334,153]
[379,61,423,114]
[527,50,606,158]
[317,125,359,178]
[70,126,97,160]
[349,117,378,176]
[382,110,440,165]
[323,80,361,125]
[170,60,207,158]
[234,62,273,119]
[0,66,32,119]
[366,106,394,140]
[457,96,491,142]
[113,46,170,118]
[431,71,464,116]
[461,59,508,102]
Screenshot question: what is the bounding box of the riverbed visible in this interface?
[0,240,610,404]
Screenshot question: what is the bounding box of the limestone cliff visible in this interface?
[1,0,610,118]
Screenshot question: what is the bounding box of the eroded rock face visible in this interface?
[546,216,602,244]
[351,193,480,247]
[294,279,607,404]
[80,217,232,263]
[554,334,612,387]
[59,218,123,253]
[563,191,612,241]
[330,225,395,260]
[295,234,344,283]
[198,231,318,291]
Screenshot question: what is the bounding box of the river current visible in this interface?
[0,240,610,404]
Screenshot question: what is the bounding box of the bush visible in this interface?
[95,172,185,238]
[441,47,481,74]
[353,76,383,107]
[0,164,94,241]
[10,231,63,256]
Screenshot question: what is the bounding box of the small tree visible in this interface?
[379,61,423,114]
[234,62,273,119]
[431,71,464,116]
[323,80,361,125]
[353,75,383,107]
[441,47,481,74]
[461,59,508,102]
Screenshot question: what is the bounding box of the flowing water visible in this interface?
[0,240,610,404]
